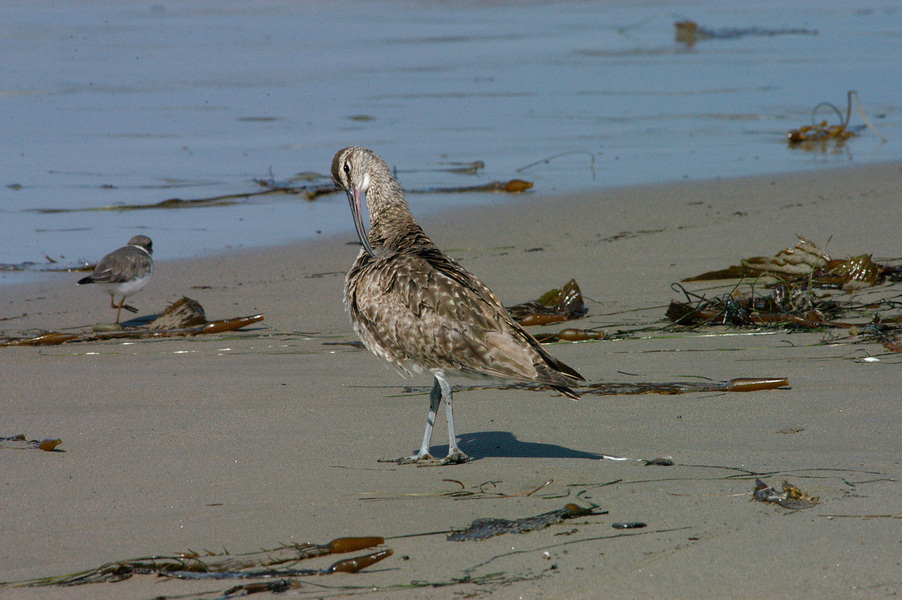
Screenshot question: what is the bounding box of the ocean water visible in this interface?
[2,0,900,283]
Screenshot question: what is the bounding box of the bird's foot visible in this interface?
[378,452,433,465]
[440,449,470,465]
[381,450,469,466]
[401,453,436,465]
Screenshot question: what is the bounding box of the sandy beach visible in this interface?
[2,162,900,599]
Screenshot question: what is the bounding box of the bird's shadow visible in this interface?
[433,431,605,461]
[119,314,159,328]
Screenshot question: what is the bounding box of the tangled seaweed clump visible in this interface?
[754,480,819,510]
[786,90,886,151]
[449,504,599,542]
[666,238,902,353]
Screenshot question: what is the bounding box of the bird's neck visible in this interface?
[367,180,425,250]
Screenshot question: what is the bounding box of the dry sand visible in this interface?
[2,162,900,599]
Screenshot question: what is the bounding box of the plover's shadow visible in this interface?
[450,431,604,460]
[119,314,159,328]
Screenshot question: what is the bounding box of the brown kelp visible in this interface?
[507,279,588,326]
[0,435,63,452]
[1,297,263,347]
[786,90,886,150]
[667,238,902,353]
[3,537,391,589]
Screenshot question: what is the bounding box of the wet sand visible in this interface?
[2,162,901,599]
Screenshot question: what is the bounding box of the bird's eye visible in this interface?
[343,162,351,177]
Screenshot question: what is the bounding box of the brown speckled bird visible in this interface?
[333,147,583,465]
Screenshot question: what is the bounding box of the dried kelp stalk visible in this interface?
[753,479,819,510]
[479,377,788,397]
[169,549,395,580]
[0,297,263,347]
[323,549,393,574]
[448,503,598,542]
[411,179,534,194]
[30,188,310,214]
[7,537,389,588]
[2,332,81,346]
[581,377,788,395]
[0,434,62,452]
[534,327,604,343]
[507,279,588,326]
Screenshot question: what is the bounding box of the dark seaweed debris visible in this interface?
[411,180,534,194]
[753,479,819,510]
[611,522,647,530]
[449,503,600,541]
[666,283,848,330]
[675,20,817,46]
[667,238,902,352]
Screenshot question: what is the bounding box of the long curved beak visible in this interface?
[347,185,376,257]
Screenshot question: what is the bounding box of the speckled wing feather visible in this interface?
[346,240,583,395]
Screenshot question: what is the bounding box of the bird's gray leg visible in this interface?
[405,377,442,462]
[393,374,468,465]
[436,373,469,464]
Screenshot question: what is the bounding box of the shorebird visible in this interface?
[78,235,154,323]
[332,147,584,465]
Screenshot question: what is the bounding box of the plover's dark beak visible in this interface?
[348,185,376,257]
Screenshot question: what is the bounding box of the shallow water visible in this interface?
[2,0,900,283]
